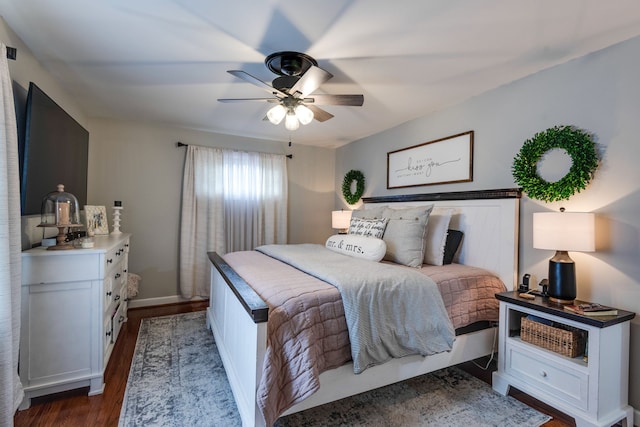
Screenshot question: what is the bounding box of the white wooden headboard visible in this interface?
[363,188,521,290]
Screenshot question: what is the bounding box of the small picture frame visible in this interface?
[84,205,109,235]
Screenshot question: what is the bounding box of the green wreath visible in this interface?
[342,170,365,205]
[512,125,598,202]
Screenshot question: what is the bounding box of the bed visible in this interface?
[207,188,521,427]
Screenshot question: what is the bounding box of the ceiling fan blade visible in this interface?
[227,70,288,97]
[307,105,334,122]
[218,98,279,103]
[287,66,333,98]
[304,94,364,106]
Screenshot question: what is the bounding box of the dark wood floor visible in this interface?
[14,301,577,427]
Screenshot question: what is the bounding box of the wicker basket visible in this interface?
[520,317,585,358]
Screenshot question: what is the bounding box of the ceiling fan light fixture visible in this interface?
[285,111,300,131]
[266,104,286,125]
[295,104,314,125]
[223,52,363,129]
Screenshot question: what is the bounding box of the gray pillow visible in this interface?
[381,205,434,267]
[350,206,386,220]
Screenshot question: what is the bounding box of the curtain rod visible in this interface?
[6,46,16,60]
[176,141,292,158]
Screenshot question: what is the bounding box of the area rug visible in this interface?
[119,311,551,427]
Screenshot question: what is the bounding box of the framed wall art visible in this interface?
[387,131,474,189]
[84,205,109,235]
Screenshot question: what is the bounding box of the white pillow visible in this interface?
[423,208,453,266]
[348,217,389,238]
[381,205,434,267]
[325,234,387,262]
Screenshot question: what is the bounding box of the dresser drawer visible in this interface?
[103,315,114,358]
[104,241,127,274]
[22,251,101,284]
[113,303,126,342]
[506,343,588,410]
[104,273,121,310]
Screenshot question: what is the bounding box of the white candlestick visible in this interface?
[111,206,123,235]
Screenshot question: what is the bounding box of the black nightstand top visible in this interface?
[496,291,635,328]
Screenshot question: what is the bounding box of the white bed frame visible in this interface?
[207,188,521,427]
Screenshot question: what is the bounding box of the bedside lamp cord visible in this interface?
[472,322,498,370]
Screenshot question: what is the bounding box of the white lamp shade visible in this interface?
[295,104,314,125]
[533,211,595,252]
[266,104,286,125]
[284,112,300,131]
[332,210,352,230]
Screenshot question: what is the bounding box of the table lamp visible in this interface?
[332,210,352,234]
[533,208,595,304]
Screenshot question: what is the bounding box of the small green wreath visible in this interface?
[512,125,598,202]
[342,170,365,205]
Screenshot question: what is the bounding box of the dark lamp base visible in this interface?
[547,251,576,304]
[548,295,575,304]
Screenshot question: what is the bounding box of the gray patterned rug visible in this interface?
[119,311,551,427]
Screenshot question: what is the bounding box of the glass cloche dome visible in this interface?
[38,184,83,249]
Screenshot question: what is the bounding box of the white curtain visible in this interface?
[179,145,288,297]
[0,43,24,425]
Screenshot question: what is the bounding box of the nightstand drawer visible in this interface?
[506,345,588,410]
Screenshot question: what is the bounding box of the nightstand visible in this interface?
[492,291,635,427]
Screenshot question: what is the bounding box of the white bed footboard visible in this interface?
[207,188,521,427]
[207,253,268,427]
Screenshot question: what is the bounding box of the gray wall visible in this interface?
[336,36,640,414]
[1,18,86,126]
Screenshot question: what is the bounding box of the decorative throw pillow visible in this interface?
[423,208,454,266]
[350,206,386,220]
[348,217,389,239]
[381,205,434,267]
[325,234,387,262]
[443,229,464,264]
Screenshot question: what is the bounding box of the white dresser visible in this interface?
[19,233,131,409]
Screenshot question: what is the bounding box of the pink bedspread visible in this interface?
[402,263,506,329]
[222,251,506,426]
[223,251,351,426]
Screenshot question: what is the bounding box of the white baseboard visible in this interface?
[127,295,207,309]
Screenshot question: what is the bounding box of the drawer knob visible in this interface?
[119,315,125,323]
[106,291,112,296]
[107,258,113,264]
[106,331,111,337]
[540,370,547,378]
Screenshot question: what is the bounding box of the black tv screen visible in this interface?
[20,82,89,215]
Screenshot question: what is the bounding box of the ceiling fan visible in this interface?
[218,51,364,131]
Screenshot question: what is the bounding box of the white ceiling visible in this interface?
[3,0,640,148]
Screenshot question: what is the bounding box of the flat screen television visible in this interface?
[20,82,89,215]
